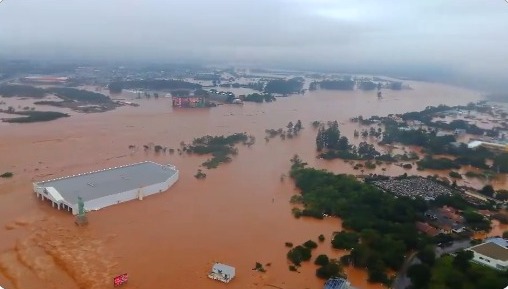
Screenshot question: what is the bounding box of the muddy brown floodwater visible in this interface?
[0,81,503,289]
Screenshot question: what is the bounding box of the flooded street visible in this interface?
[0,81,499,289]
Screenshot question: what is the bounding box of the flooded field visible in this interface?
[0,81,503,289]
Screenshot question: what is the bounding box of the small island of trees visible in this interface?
[264,78,304,95]
[182,133,255,169]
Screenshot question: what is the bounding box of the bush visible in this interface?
[314,254,330,266]
[331,231,359,249]
[3,111,69,123]
[465,171,486,179]
[289,265,298,272]
[318,234,325,242]
[300,209,324,219]
[291,208,302,218]
[316,262,342,279]
[417,156,460,170]
[402,163,413,169]
[253,262,266,272]
[365,161,376,170]
[285,242,294,248]
[303,240,318,249]
[194,169,207,179]
[287,246,312,265]
[0,172,13,178]
[449,171,462,179]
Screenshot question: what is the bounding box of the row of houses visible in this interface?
[416,206,467,237]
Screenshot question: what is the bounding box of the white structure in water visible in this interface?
[33,161,179,215]
[208,263,236,283]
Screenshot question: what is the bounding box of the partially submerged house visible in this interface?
[324,277,351,289]
[208,263,235,283]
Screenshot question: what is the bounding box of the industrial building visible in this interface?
[21,76,69,84]
[33,161,179,215]
[468,237,508,270]
[208,263,236,283]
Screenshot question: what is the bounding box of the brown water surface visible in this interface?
[0,81,502,289]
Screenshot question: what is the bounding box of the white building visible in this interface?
[468,238,508,270]
[33,161,179,215]
[208,263,235,283]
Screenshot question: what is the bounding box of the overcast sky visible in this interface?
[0,0,507,83]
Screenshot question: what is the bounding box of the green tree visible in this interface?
[331,232,359,249]
[314,254,329,266]
[303,240,318,249]
[316,262,342,279]
[494,153,508,173]
[417,245,436,266]
[287,246,312,266]
[480,185,495,197]
[453,250,474,272]
[407,264,431,289]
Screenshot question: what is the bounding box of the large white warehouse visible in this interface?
[33,161,179,215]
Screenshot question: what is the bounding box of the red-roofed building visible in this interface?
[416,222,439,237]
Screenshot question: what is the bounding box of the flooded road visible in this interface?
[0,81,499,289]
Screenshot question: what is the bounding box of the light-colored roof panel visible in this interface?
[212,263,235,276]
[36,162,177,204]
[46,187,64,202]
[470,242,508,261]
[486,237,508,248]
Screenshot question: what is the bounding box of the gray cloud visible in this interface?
[0,0,507,88]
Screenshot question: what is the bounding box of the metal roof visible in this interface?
[486,237,508,248]
[324,278,350,289]
[470,242,508,261]
[212,263,236,277]
[35,161,177,205]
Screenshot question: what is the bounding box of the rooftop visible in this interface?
[209,263,235,283]
[416,222,439,237]
[485,237,508,248]
[470,242,508,261]
[35,161,177,204]
[324,277,350,289]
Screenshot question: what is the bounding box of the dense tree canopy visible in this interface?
[290,162,429,284]
[243,93,275,103]
[47,87,112,103]
[0,84,46,98]
[494,153,508,173]
[264,78,304,95]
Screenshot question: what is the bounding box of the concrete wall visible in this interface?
[472,252,508,270]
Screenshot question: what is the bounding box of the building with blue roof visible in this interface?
[324,277,350,289]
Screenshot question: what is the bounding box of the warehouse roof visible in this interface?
[35,161,178,204]
[470,242,508,261]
